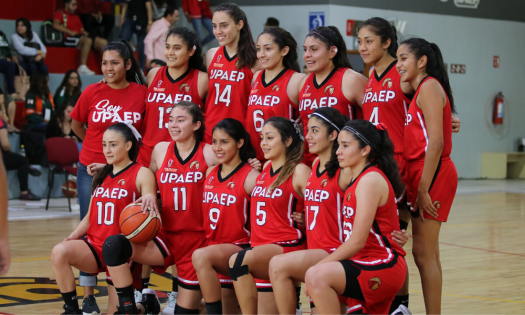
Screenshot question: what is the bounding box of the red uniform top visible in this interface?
[404,77,453,161]
[202,162,253,245]
[70,82,146,165]
[246,69,298,161]
[53,10,83,38]
[87,163,141,249]
[362,61,411,154]
[141,67,203,158]
[156,141,208,233]
[304,159,345,251]
[342,164,406,267]
[204,47,254,143]
[298,68,361,164]
[250,163,305,247]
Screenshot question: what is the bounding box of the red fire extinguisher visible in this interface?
[493,92,504,125]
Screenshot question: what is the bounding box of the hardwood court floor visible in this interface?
[1,191,525,314]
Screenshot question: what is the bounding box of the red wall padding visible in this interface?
[46,47,103,75]
[1,0,58,21]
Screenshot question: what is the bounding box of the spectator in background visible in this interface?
[54,70,82,108]
[0,117,42,200]
[46,103,80,142]
[53,0,107,75]
[0,30,22,100]
[0,150,9,276]
[264,17,279,28]
[144,5,179,68]
[120,0,153,70]
[12,18,49,76]
[303,64,310,75]
[0,88,18,132]
[183,0,214,46]
[151,0,168,21]
[25,74,54,131]
[149,58,166,69]
[76,0,115,40]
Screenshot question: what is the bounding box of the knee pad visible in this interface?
[102,235,132,267]
[228,248,252,281]
[174,304,199,314]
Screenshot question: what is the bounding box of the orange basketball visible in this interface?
[119,203,162,243]
[62,180,78,197]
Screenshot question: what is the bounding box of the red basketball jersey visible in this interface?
[342,164,406,266]
[142,67,203,151]
[362,61,411,154]
[205,47,254,143]
[87,163,142,249]
[250,163,305,247]
[298,68,361,164]
[246,69,298,161]
[156,141,208,233]
[203,162,253,245]
[304,159,344,251]
[404,77,453,161]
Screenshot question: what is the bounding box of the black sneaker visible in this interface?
[140,289,161,315]
[28,166,42,177]
[114,306,139,315]
[19,190,41,201]
[61,304,82,314]
[81,295,100,315]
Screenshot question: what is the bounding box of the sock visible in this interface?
[174,304,199,314]
[61,290,79,310]
[116,284,138,313]
[389,294,409,313]
[295,287,301,309]
[142,277,150,290]
[172,278,179,293]
[205,301,223,315]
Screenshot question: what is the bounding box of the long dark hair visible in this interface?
[310,107,349,179]
[165,27,206,72]
[259,27,300,73]
[212,118,256,163]
[28,73,50,100]
[358,17,398,58]
[215,3,257,70]
[172,101,205,142]
[306,26,352,69]
[16,18,32,40]
[54,69,82,104]
[103,40,146,85]
[400,38,456,114]
[264,117,304,190]
[52,102,74,125]
[91,122,140,191]
[342,120,403,196]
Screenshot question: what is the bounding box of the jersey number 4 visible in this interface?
[369,106,379,125]
[214,84,232,107]
[96,201,115,225]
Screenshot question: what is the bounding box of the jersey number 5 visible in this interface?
[255,201,267,226]
[96,201,115,225]
[214,83,232,107]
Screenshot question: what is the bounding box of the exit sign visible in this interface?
[450,64,466,74]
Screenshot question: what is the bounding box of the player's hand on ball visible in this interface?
[248,158,262,172]
[135,194,158,216]
[392,230,410,247]
[87,163,105,176]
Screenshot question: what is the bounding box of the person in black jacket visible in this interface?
[45,103,81,142]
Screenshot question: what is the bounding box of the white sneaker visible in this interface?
[296,301,302,315]
[78,65,95,75]
[134,289,143,303]
[161,291,178,315]
[391,305,412,315]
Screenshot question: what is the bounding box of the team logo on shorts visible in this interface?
[320,179,328,188]
[118,179,126,187]
[433,200,441,209]
[382,78,393,89]
[227,182,235,190]
[324,85,335,96]
[180,83,190,93]
[346,192,352,201]
[272,85,280,92]
[368,277,381,290]
[190,161,200,171]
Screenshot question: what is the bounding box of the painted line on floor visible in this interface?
[11,257,50,262]
[439,242,525,257]
[410,290,525,304]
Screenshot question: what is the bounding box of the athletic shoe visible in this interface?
[134,290,143,303]
[160,291,178,315]
[391,305,412,315]
[296,302,303,315]
[78,65,96,75]
[19,190,41,201]
[114,306,138,315]
[82,295,100,315]
[28,166,41,177]
[61,304,82,314]
[140,288,161,315]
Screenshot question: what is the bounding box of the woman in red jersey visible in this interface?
[51,123,158,315]
[299,26,368,166]
[228,117,310,314]
[305,120,407,315]
[246,27,305,162]
[204,2,261,143]
[192,118,260,314]
[138,27,209,167]
[397,38,458,315]
[70,40,146,308]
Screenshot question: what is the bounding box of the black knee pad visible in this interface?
[228,247,252,281]
[399,219,409,231]
[102,234,132,267]
[174,304,199,314]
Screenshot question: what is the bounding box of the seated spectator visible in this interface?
[0,30,23,100]
[183,0,214,46]
[45,103,80,142]
[264,17,279,28]
[52,0,107,75]
[303,64,310,75]
[120,0,153,70]
[151,0,168,21]
[54,70,82,108]
[0,117,42,200]
[11,18,49,77]
[25,74,54,131]
[76,0,115,40]
[0,88,18,132]
[144,5,178,67]
[149,59,166,69]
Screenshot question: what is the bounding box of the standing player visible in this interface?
[247,27,305,161]
[51,123,158,315]
[305,120,407,315]
[228,117,310,314]
[398,38,458,315]
[204,2,260,143]
[192,118,260,314]
[299,26,367,166]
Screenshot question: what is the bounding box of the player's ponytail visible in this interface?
[342,120,403,196]
[172,101,205,142]
[401,38,456,114]
[103,40,146,85]
[306,26,352,70]
[259,27,300,73]
[213,118,256,163]
[359,17,398,58]
[215,3,257,70]
[166,27,206,72]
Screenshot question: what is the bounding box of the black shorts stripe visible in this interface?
[178,281,200,291]
[349,253,400,271]
[220,283,234,289]
[83,240,102,270]
[257,287,274,293]
[278,237,305,248]
[106,279,114,286]
[428,157,442,193]
[292,197,299,229]
[153,237,169,258]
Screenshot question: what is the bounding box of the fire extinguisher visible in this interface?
[493,92,504,125]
